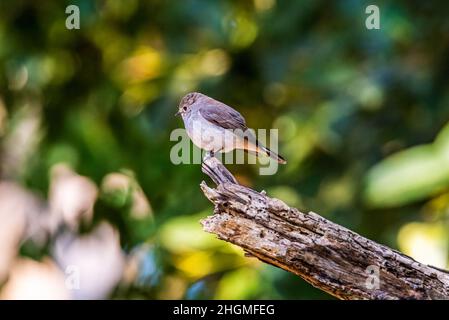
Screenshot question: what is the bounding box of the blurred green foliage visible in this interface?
[1,0,449,299]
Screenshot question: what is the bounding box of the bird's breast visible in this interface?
[184,112,231,152]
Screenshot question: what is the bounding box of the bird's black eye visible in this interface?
[183,106,187,111]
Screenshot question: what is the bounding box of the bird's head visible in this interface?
[176,92,202,117]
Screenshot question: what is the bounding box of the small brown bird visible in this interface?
[176,92,286,164]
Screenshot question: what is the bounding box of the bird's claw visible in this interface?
[203,151,214,161]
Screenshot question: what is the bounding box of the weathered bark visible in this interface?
[200,156,449,300]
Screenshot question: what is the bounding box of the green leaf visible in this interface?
[364,145,449,208]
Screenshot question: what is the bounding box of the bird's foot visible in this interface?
[204,151,215,161]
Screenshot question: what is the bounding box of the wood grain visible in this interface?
[200,156,449,300]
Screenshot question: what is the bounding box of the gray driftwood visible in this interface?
[200,156,449,300]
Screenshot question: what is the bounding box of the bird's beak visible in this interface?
[175,110,181,117]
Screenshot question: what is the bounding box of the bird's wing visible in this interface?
[199,102,248,131]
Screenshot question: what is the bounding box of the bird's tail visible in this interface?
[240,135,287,164]
[246,145,287,164]
[260,145,287,164]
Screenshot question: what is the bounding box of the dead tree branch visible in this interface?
[199,156,449,300]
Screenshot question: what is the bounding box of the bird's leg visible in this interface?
[204,150,215,161]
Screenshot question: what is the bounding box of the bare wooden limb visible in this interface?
[201,155,237,185]
[200,156,449,300]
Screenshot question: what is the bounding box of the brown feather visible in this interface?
[199,102,248,131]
